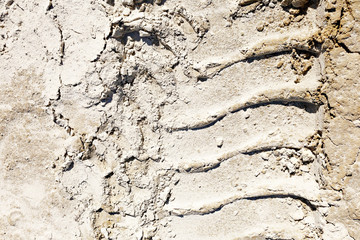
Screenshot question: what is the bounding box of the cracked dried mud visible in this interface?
[0,0,360,239]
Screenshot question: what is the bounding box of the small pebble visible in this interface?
[291,209,305,221]
[256,24,264,32]
[300,148,315,163]
[123,7,131,16]
[289,8,301,15]
[139,4,146,12]
[300,165,309,172]
[283,18,291,26]
[216,137,224,148]
[277,60,284,68]
[139,30,151,37]
[5,0,14,7]
[260,152,269,161]
[294,15,304,22]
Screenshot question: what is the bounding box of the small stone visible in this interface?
[291,209,305,221]
[216,137,224,148]
[260,152,269,161]
[139,4,146,12]
[126,38,135,49]
[123,7,131,16]
[101,228,109,239]
[269,2,275,8]
[65,136,83,156]
[256,24,264,32]
[322,39,335,51]
[147,211,155,221]
[300,165,309,172]
[289,8,300,15]
[5,0,14,7]
[277,60,284,68]
[300,148,315,163]
[283,18,291,26]
[294,15,304,22]
[62,159,73,171]
[139,30,151,37]
[318,207,329,216]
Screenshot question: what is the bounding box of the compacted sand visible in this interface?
[0,0,360,239]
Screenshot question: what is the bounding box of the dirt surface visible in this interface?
[0,0,359,239]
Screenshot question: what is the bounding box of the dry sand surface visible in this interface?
[0,0,360,239]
